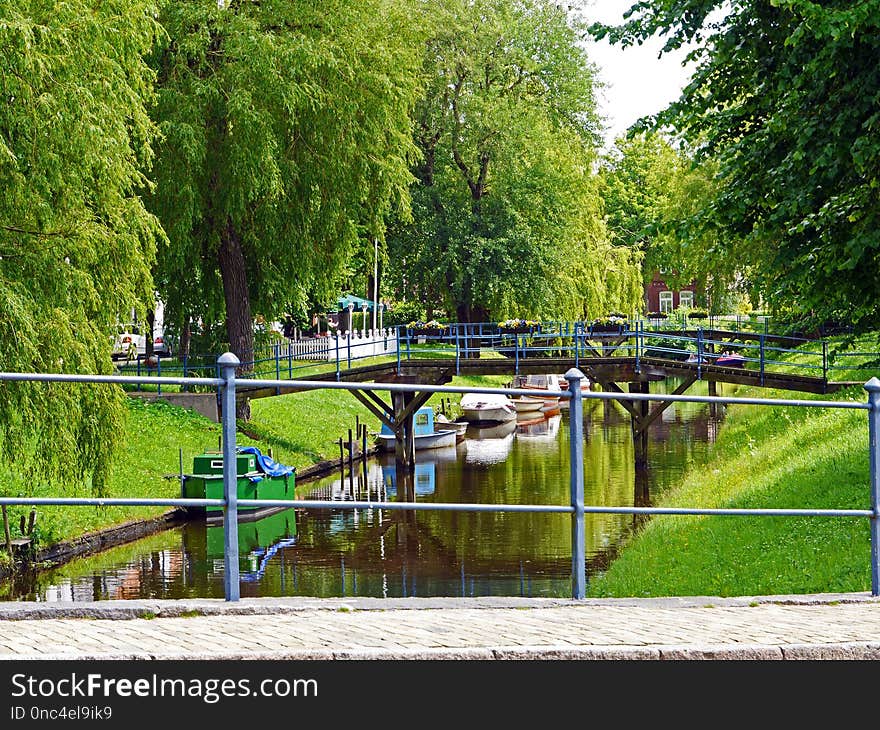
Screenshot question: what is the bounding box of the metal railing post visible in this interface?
[395,327,401,374]
[823,341,828,382]
[697,327,703,381]
[574,322,580,370]
[335,333,341,381]
[274,342,280,395]
[219,352,241,602]
[347,331,352,369]
[515,334,520,375]
[566,368,586,599]
[866,378,880,596]
[635,319,641,373]
[455,327,461,375]
[759,334,765,386]
[156,355,161,396]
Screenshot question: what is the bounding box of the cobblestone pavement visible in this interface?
[1,593,879,660]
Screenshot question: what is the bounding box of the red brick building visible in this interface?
[645,272,699,313]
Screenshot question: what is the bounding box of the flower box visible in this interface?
[499,326,532,335]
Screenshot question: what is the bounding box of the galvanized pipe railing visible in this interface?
[0,362,878,602]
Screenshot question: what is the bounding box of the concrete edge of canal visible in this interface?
[1,591,877,621]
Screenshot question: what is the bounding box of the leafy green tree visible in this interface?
[599,133,738,312]
[0,0,162,495]
[149,0,423,403]
[592,1,880,331]
[387,0,642,323]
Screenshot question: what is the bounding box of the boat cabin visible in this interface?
[380,406,436,437]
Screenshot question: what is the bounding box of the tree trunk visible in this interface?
[455,301,488,323]
[218,217,253,420]
[179,315,191,358]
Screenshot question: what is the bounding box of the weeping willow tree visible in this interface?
[149,0,424,413]
[0,1,162,495]
[385,0,642,322]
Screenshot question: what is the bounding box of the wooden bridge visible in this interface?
[229,319,861,468]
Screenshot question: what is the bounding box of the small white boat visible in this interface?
[376,406,458,451]
[435,413,468,440]
[555,373,591,408]
[512,374,563,408]
[512,396,544,414]
[460,393,517,423]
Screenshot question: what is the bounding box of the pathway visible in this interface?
[2,593,879,660]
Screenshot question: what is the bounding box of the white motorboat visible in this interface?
[376,406,458,451]
[459,392,517,423]
[512,373,563,409]
[435,413,468,440]
[512,396,544,414]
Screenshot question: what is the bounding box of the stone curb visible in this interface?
[1,592,877,621]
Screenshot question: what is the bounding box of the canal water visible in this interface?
[3,381,730,601]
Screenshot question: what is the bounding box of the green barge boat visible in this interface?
[181,446,296,517]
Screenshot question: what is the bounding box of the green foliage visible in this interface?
[599,132,733,309]
[386,0,641,322]
[0,0,164,495]
[149,0,425,356]
[591,1,880,333]
[383,300,426,328]
[588,335,880,598]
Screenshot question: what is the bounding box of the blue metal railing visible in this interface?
[1,360,879,602]
[112,320,880,392]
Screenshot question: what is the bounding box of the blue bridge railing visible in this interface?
[117,319,877,387]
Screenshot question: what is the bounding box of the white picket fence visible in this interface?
[275,329,397,362]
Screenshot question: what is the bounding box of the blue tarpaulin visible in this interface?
[237,446,296,478]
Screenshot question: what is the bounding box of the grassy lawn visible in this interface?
[1,371,513,553]
[587,334,880,597]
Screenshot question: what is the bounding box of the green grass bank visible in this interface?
[587,340,880,597]
[0,373,508,552]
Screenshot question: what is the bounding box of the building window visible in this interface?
[679,290,694,309]
[659,291,674,313]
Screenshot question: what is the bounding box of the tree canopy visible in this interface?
[149,0,424,371]
[599,133,738,312]
[0,0,162,493]
[591,0,880,331]
[386,0,642,322]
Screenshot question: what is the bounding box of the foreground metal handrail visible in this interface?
[0,359,878,601]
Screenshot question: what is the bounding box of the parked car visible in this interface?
[152,329,171,357]
[111,324,147,361]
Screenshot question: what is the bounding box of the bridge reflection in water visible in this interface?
[5,379,730,602]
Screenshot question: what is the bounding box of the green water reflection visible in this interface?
[4,380,728,600]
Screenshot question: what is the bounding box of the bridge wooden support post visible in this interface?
[708,380,717,397]
[629,382,650,470]
[390,390,415,471]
